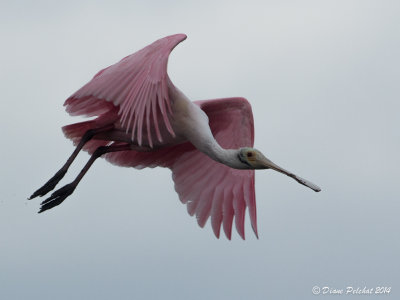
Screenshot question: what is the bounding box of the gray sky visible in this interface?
[1,1,399,299]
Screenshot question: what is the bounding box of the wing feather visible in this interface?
[233,183,246,239]
[195,187,214,227]
[195,168,226,227]
[222,187,235,240]
[210,184,224,238]
[243,173,258,238]
[64,34,187,147]
[152,87,162,142]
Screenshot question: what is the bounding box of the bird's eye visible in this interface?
[247,152,253,158]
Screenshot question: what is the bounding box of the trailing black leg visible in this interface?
[29,125,114,200]
[38,144,132,213]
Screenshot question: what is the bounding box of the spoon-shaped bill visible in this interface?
[261,157,321,192]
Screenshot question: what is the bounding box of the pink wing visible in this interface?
[105,97,258,240]
[64,33,187,147]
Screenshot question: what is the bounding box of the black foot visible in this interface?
[38,183,76,213]
[29,169,67,200]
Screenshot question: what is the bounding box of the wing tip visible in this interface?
[169,33,187,42]
[212,226,221,239]
[162,33,187,49]
[252,225,259,239]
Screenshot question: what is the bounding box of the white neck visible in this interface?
[196,141,246,169]
[170,88,247,169]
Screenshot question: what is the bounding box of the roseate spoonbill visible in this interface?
[29,33,320,239]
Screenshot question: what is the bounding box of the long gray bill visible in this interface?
[267,161,321,192]
[289,174,321,192]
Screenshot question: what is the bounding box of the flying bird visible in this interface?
[29,33,320,239]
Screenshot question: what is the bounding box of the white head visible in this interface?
[237,147,275,169]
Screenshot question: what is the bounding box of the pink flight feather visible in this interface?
[64,34,187,147]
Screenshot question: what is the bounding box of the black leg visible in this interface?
[38,144,132,213]
[29,125,114,200]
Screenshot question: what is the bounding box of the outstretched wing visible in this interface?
[104,97,258,240]
[171,98,257,239]
[64,33,187,147]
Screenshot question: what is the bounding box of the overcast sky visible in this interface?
[1,1,399,299]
